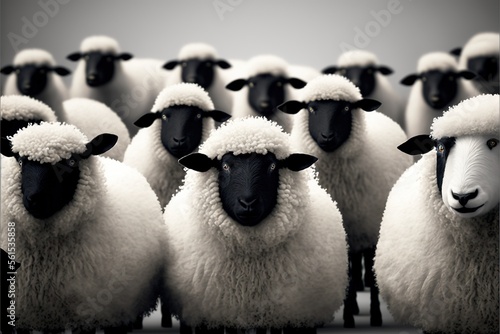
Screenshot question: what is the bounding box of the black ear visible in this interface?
[353,98,381,111]
[134,112,161,128]
[322,66,338,74]
[287,77,307,89]
[67,52,82,61]
[178,152,214,172]
[225,79,248,91]
[118,53,133,61]
[53,66,71,76]
[377,66,393,75]
[83,134,118,157]
[458,70,476,80]
[1,137,15,157]
[281,153,318,172]
[216,59,231,69]
[277,100,307,114]
[450,47,462,57]
[163,60,179,70]
[205,110,231,123]
[400,74,420,86]
[397,134,435,155]
[0,65,15,75]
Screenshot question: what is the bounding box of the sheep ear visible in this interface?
[280,154,318,172]
[225,79,248,91]
[53,66,71,76]
[178,153,214,172]
[459,70,476,80]
[118,53,133,61]
[163,60,179,70]
[400,74,420,86]
[322,66,338,74]
[67,52,82,61]
[278,100,307,114]
[0,137,15,157]
[287,77,307,89]
[0,65,15,75]
[450,47,462,56]
[134,112,161,128]
[216,59,231,69]
[205,110,231,123]
[83,134,118,157]
[377,66,393,75]
[397,134,435,155]
[352,98,381,111]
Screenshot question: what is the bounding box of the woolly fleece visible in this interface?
[80,35,120,54]
[230,55,297,133]
[178,42,217,60]
[123,83,216,208]
[13,48,56,66]
[1,123,165,331]
[163,117,348,328]
[404,52,476,138]
[1,95,57,122]
[291,74,412,252]
[337,51,405,128]
[375,154,499,334]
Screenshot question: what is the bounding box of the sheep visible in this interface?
[400,51,477,138]
[1,49,131,161]
[322,50,405,130]
[162,42,235,118]
[0,122,165,333]
[278,74,413,328]
[162,116,348,334]
[225,55,307,133]
[374,94,499,334]
[1,95,57,139]
[123,82,231,209]
[452,32,499,95]
[67,35,167,137]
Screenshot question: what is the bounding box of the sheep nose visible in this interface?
[173,137,186,146]
[186,76,197,83]
[23,83,31,89]
[238,197,257,211]
[259,101,270,109]
[451,189,478,206]
[431,95,441,102]
[87,73,97,81]
[321,132,335,141]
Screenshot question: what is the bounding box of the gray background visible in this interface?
[1,0,499,97]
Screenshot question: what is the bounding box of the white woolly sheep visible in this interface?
[123,83,231,209]
[375,94,499,334]
[162,117,348,334]
[67,35,167,137]
[323,50,405,129]
[225,55,307,133]
[0,122,165,333]
[279,74,413,328]
[163,42,235,118]
[401,51,477,138]
[1,49,131,160]
[453,32,499,95]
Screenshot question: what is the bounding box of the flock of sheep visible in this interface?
[0,30,498,334]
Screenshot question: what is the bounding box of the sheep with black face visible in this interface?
[162,117,348,334]
[279,74,413,328]
[375,94,499,334]
[123,83,230,209]
[401,51,476,138]
[67,35,167,137]
[225,55,307,133]
[0,122,165,333]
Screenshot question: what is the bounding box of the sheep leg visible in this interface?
[283,327,316,334]
[270,328,282,334]
[16,329,31,334]
[132,315,143,329]
[367,248,382,326]
[179,320,193,334]
[343,253,357,328]
[161,301,173,328]
[351,251,364,292]
[363,247,375,288]
[225,328,237,334]
[103,325,128,334]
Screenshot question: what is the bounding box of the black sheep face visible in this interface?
[338,66,377,97]
[181,59,216,89]
[217,152,281,227]
[421,70,462,109]
[467,55,499,93]
[246,74,287,116]
[159,105,205,159]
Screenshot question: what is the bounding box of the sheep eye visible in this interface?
[344,106,350,112]
[205,62,213,67]
[106,56,113,62]
[276,81,283,87]
[67,159,76,167]
[196,113,202,119]
[437,143,445,153]
[421,77,427,82]
[269,163,276,171]
[367,69,373,74]
[182,62,187,67]
[162,114,168,121]
[84,55,89,61]
[15,68,20,74]
[448,75,455,81]
[339,69,346,75]
[308,106,315,113]
[222,163,230,171]
[18,158,22,167]
[487,138,498,150]
[249,82,255,88]
[39,68,46,74]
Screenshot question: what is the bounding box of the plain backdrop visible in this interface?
[1,0,499,97]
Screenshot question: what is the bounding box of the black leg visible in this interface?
[270,328,282,334]
[343,253,356,328]
[103,326,128,334]
[16,329,31,334]
[255,329,267,334]
[351,251,364,292]
[179,320,193,334]
[365,248,382,326]
[363,247,375,288]
[161,301,173,328]
[133,314,143,329]
[225,328,238,334]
